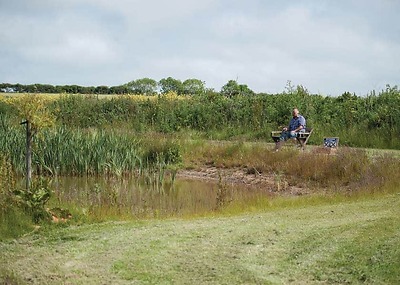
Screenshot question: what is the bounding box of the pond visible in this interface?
[44,174,274,219]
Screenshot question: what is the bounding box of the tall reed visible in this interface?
[0,120,143,177]
[0,115,184,179]
[35,127,143,176]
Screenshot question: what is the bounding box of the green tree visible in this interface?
[109,85,129,94]
[374,85,400,135]
[159,77,183,95]
[94,86,110,94]
[337,91,362,128]
[126,78,158,95]
[182,79,206,95]
[220,80,254,97]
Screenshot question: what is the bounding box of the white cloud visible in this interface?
[0,0,399,94]
[21,34,118,66]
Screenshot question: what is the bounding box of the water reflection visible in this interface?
[47,175,272,218]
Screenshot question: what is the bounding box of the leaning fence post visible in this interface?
[20,119,32,191]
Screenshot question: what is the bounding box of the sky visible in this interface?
[0,0,399,96]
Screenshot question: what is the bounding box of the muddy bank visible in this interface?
[177,166,308,196]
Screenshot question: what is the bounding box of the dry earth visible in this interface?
[177,166,308,196]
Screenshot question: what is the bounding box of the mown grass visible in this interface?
[0,192,399,284]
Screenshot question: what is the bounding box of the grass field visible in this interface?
[1,192,399,284]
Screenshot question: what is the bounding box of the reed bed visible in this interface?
[0,123,143,177]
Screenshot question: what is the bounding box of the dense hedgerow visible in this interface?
[60,88,399,149]
[1,86,399,149]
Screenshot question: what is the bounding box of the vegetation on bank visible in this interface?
[0,87,399,226]
[1,133,400,236]
[1,84,399,149]
[0,86,399,283]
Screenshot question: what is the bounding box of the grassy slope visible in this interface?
[1,193,399,285]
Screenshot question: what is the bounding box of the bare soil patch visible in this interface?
[177,166,308,196]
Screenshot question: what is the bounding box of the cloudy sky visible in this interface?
[0,0,399,95]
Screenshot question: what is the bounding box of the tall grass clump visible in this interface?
[0,116,142,177]
[259,147,400,193]
[361,154,400,192]
[34,127,143,177]
[0,115,25,174]
[183,140,400,195]
[278,148,369,187]
[0,153,33,240]
[138,135,183,189]
[0,115,182,178]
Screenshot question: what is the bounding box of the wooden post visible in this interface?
[21,120,32,190]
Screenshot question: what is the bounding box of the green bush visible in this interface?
[0,153,34,240]
[2,86,400,150]
[49,87,400,148]
[13,178,52,223]
[141,138,182,166]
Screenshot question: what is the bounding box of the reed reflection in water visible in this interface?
[49,175,273,219]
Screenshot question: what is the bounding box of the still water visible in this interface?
[46,175,273,219]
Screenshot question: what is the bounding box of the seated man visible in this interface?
[275,108,306,151]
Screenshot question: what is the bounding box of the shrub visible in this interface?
[141,138,182,166]
[13,178,52,223]
[0,153,34,239]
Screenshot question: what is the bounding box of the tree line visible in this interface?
[0,77,256,97]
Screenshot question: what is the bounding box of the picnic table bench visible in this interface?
[271,127,314,150]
